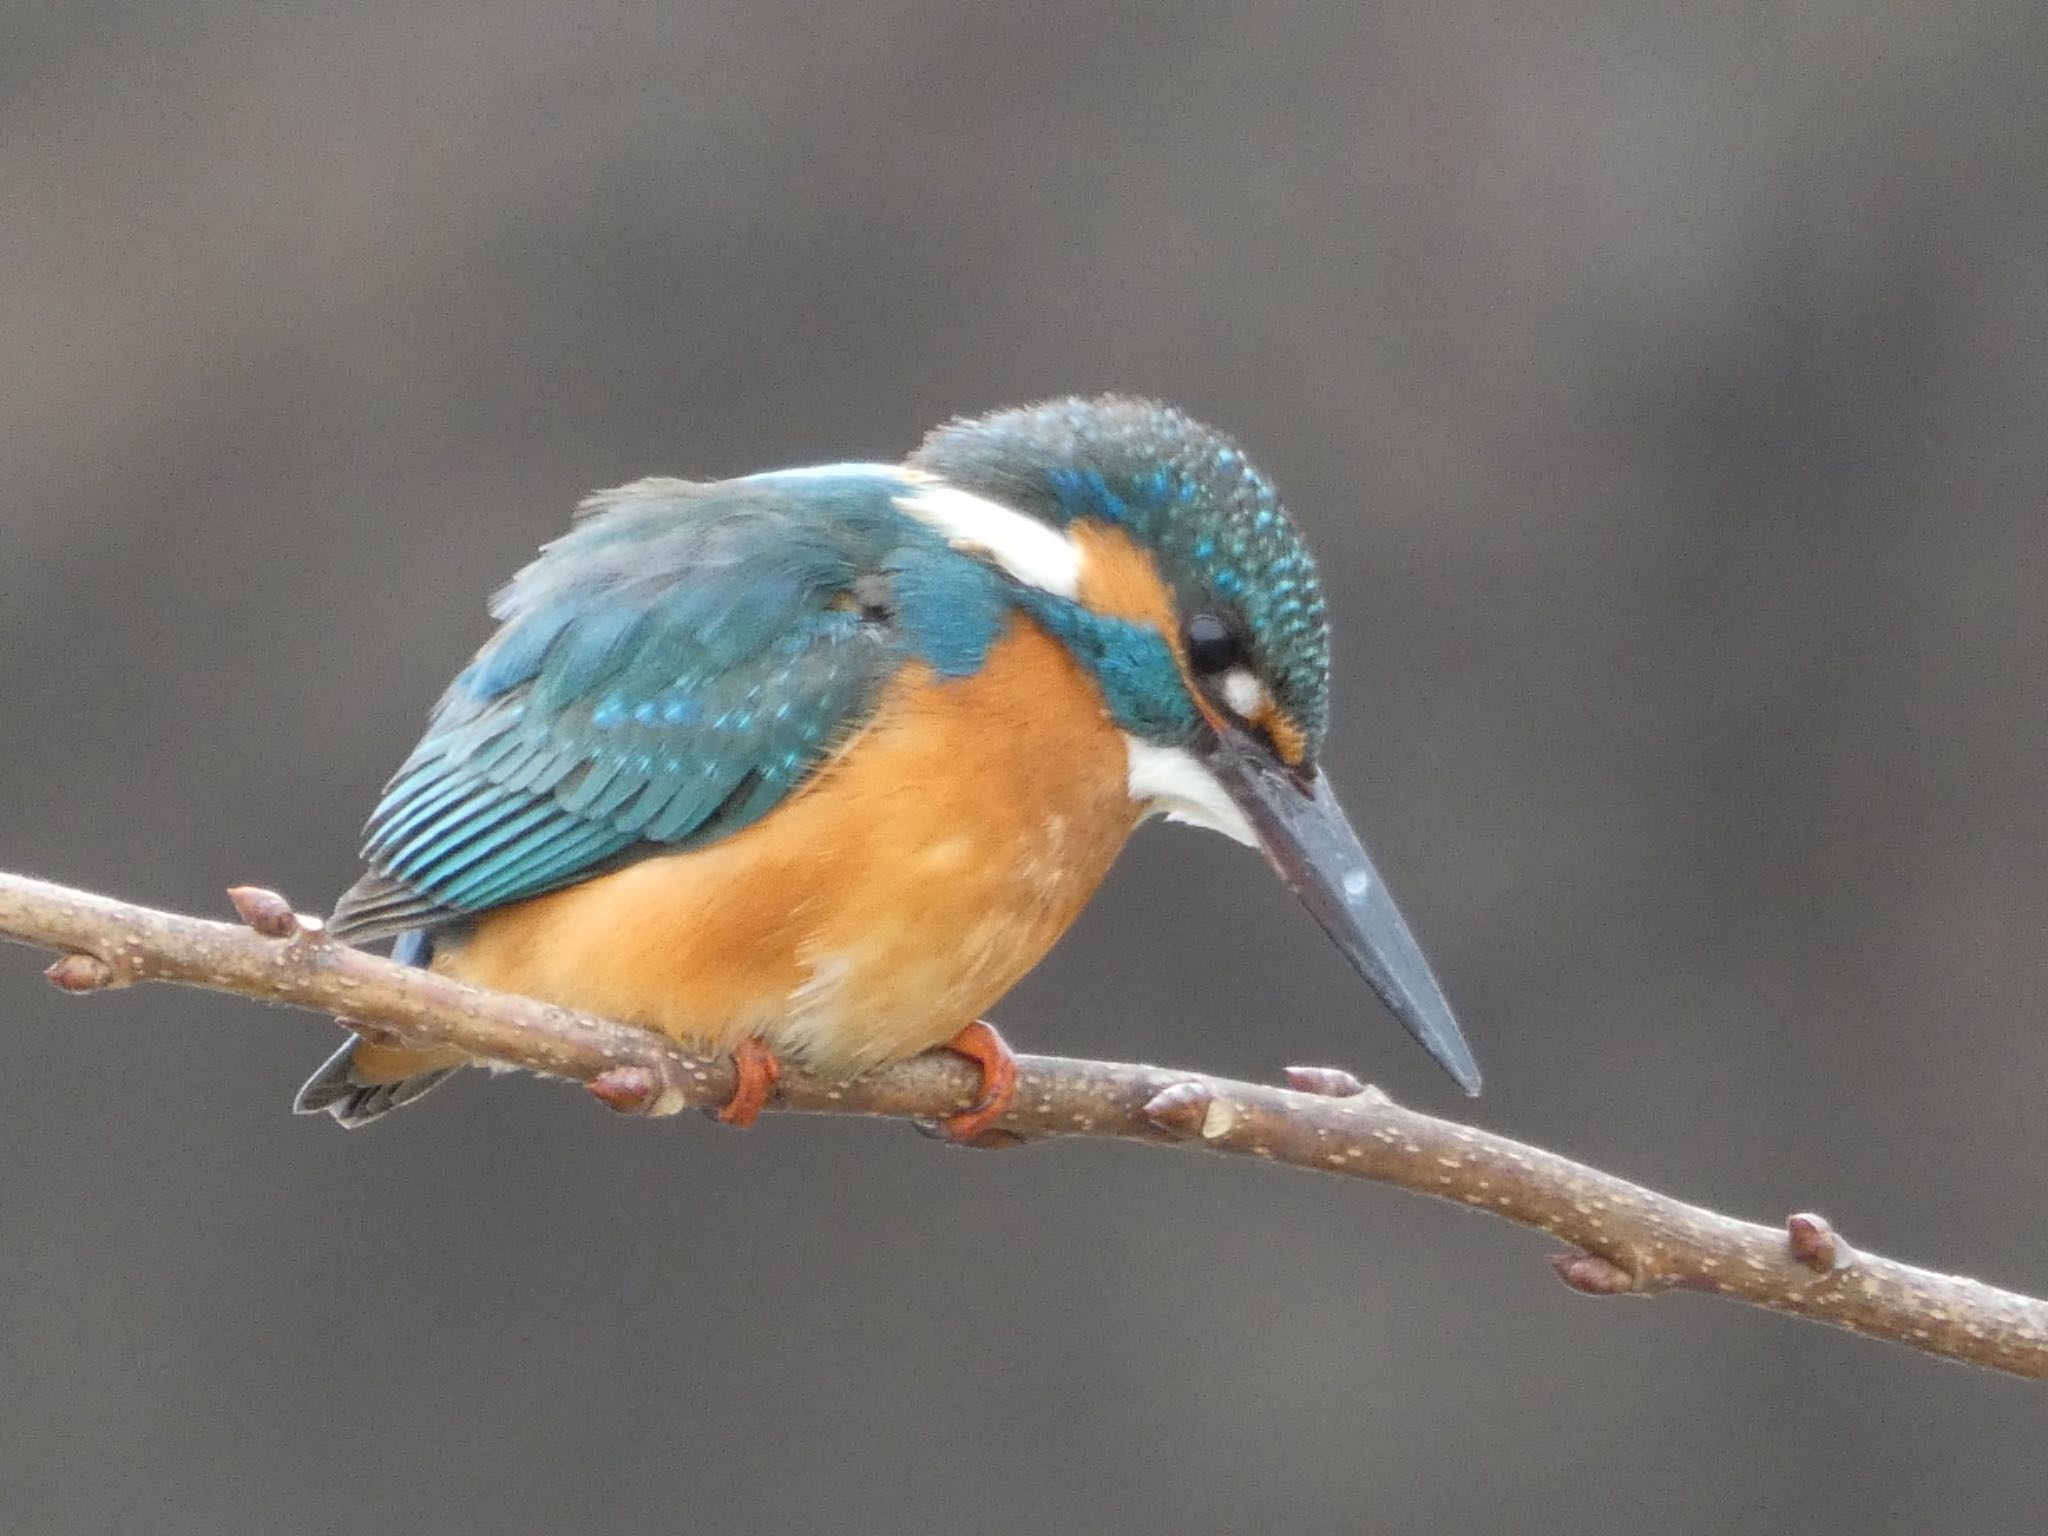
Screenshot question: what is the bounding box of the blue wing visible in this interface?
[331,464,998,943]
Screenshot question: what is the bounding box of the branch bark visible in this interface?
[4,868,2044,1380]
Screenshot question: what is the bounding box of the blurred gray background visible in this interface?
[4,2,2046,1531]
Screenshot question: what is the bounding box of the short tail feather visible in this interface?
[292,927,463,1127]
[328,871,447,948]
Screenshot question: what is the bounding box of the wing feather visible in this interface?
[334,467,943,942]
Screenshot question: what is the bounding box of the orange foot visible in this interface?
[937,1020,1019,1142]
[716,1038,782,1128]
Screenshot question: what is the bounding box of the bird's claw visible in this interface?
[934,1019,1018,1143]
[713,1038,781,1127]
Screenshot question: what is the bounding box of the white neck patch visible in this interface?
[1124,737,1256,845]
[893,478,1083,598]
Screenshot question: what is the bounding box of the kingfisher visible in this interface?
[295,396,1480,1136]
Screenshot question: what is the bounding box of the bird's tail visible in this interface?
[292,929,465,1128]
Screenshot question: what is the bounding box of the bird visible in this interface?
[295,395,1481,1135]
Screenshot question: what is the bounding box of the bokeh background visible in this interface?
[5,3,2047,1530]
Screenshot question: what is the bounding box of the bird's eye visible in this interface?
[1182,613,1242,675]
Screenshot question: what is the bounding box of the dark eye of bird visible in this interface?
[1182,613,1242,675]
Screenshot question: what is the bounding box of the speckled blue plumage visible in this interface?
[911,396,1331,749]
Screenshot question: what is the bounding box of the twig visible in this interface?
[2,868,2044,1380]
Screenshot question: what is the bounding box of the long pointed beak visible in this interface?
[1205,728,1482,1095]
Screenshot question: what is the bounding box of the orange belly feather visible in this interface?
[409,614,1141,1076]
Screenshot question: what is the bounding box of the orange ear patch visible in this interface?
[1069,519,1222,732]
[1071,520,1309,765]
[1070,522,1180,631]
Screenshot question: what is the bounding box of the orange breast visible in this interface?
[435,613,1142,1074]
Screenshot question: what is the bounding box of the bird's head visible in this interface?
[904,396,1480,1094]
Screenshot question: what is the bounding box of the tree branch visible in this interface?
[4,869,2045,1381]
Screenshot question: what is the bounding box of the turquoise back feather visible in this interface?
[341,466,1014,935]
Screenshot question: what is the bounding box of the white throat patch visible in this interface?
[893,478,1083,598]
[1123,737,1257,845]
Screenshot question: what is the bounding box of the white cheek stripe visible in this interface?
[893,480,1083,598]
[1123,737,1257,846]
